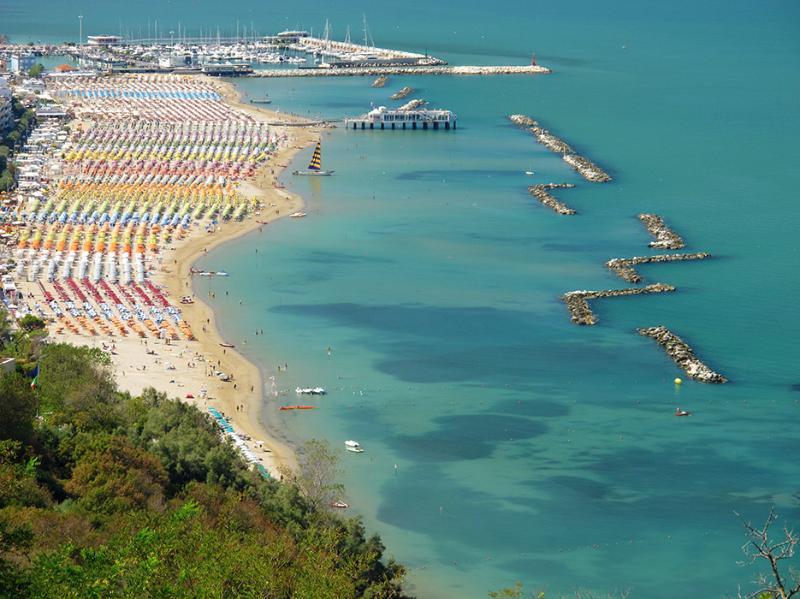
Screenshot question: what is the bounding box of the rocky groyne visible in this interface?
[398,99,427,111]
[391,86,414,99]
[249,65,551,78]
[638,326,727,383]
[371,76,389,88]
[508,115,611,183]
[638,214,685,249]
[562,284,676,325]
[529,183,577,215]
[606,253,711,283]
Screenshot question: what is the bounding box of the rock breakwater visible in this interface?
[606,253,711,283]
[638,214,685,249]
[638,326,727,383]
[562,284,676,325]
[398,99,427,111]
[529,183,577,215]
[391,86,414,99]
[249,65,551,78]
[508,115,611,183]
[371,76,389,88]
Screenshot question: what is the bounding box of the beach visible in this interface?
[13,75,322,477]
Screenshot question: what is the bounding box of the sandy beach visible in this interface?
[16,75,322,477]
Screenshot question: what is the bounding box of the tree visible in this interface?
[0,372,39,443]
[18,314,45,332]
[65,436,168,515]
[27,64,44,78]
[282,439,344,513]
[737,509,800,599]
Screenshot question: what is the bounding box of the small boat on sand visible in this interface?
[296,386,326,395]
[290,211,307,218]
[180,295,194,304]
[219,342,235,348]
[345,440,364,453]
[280,405,316,411]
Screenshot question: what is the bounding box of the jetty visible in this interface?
[638,214,685,249]
[638,326,727,383]
[391,86,415,100]
[606,253,711,283]
[529,183,577,215]
[250,65,550,78]
[508,114,611,183]
[562,284,676,325]
[371,76,389,88]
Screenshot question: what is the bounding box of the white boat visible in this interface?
[290,211,307,218]
[331,500,349,509]
[296,386,326,395]
[293,141,334,176]
[345,440,364,453]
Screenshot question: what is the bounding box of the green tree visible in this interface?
[27,64,44,78]
[0,372,39,444]
[18,315,45,332]
[283,439,344,513]
[65,436,167,515]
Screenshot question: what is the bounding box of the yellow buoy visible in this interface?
[674,378,683,385]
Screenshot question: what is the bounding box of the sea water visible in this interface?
[5,0,800,596]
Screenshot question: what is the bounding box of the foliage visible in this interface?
[283,438,345,513]
[27,64,44,78]
[18,315,45,332]
[0,342,410,597]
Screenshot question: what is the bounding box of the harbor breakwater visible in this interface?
[391,86,414,99]
[606,252,711,283]
[638,326,728,383]
[249,65,551,78]
[371,76,389,88]
[638,213,685,249]
[508,114,611,182]
[529,183,577,215]
[562,284,676,325]
[398,99,427,111]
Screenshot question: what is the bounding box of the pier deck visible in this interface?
[249,65,550,78]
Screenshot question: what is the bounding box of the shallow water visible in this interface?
[6,0,800,596]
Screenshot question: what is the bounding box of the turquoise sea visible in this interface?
[5,1,800,596]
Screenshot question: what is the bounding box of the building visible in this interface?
[10,54,36,74]
[86,35,121,46]
[0,77,13,133]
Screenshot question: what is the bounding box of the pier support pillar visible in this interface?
[403,122,406,130]
[433,122,439,130]
[423,122,428,130]
[412,122,417,130]
[361,122,365,130]
[391,123,395,130]
[381,123,384,130]
[370,123,374,129]
[445,122,450,130]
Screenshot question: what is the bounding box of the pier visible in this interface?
[250,65,550,78]
[529,183,577,215]
[638,214,685,249]
[606,252,711,283]
[638,326,727,383]
[562,284,676,326]
[508,114,611,182]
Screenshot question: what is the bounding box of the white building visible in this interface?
[10,54,36,74]
[86,35,121,47]
[0,77,13,133]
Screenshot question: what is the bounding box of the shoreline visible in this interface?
[152,77,322,475]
